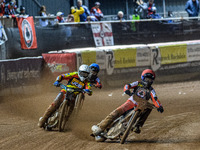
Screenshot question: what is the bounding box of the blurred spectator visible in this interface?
[19,5,25,15]
[135,0,148,19]
[146,0,156,19]
[77,0,90,22]
[86,15,98,21]
[168,11,173,17]
[90,2,103,21]
[55,12,65,23]
[185,0,200,17]
[4,0,17,17]
[0,0,5,16]
[18,5,29,17]
[71,6,84,22]
[66,14,74,22]
[148,7,161,19]
[39,5,49,27]
[116,11,125,21]
[166,11,174,23]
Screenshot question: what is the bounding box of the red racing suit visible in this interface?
[55,72,92,96]
[117,81,162,114]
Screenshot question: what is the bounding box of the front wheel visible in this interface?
[73,93,84,115]
[58,100,71,132]
[120,111,140,144]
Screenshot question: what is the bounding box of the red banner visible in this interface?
[42,53,77,76]
[16,16,37,49]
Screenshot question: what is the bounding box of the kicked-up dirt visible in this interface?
[0,80,200,150]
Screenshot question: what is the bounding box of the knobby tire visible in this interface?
[74,93,84,115]
[120,111,140,144]
[58,100,70,132]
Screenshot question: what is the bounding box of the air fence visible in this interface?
[3,16,200,59]
[1,17,200,96]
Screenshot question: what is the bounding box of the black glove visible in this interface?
[157,106,164,113]
[125,90,132,96]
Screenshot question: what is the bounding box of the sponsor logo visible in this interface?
[22,19,33,48]
[71,78,84,88]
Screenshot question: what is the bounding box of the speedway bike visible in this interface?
[92,93,155,144]
[44,83,85,132]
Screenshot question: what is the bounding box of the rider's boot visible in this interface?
[133,108,152,134]
[92,109,121,136]
[133,125,141,134]
[38,92,64,128]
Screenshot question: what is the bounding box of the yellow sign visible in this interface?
[159,44,187,64]
[81,51,96,65]
[114,48,137,68]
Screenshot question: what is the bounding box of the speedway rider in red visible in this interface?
[88,63,102,89]
[38,64,92,128]
[92,69,164,140]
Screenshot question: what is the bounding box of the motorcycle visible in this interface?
[91,94,155,144]
[44,83,85,132]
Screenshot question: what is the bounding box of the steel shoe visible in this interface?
[95,135,106,142]
[38,117,45,128]
[91,125,103,136]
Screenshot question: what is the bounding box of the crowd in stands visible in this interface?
[1,0,200,26]
[56,0,104,23]
[0,0,28,18]
[38,0,104,26]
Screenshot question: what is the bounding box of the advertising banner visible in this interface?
[105,49,115,75]
[0,21,8,45]
[42,53,76,76]
[159,44,187,65]
[76,50,106,71]
[150,46,161,71]
[0,57,42,89]
[96,50,106,70]
[113,48,137,68]
[187,44,200,62]
[81,50,96,65]
[136,47,151,66]
[16,16,37,49]
[91,23,114,47]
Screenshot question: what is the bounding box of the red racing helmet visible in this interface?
[141,69,156,81]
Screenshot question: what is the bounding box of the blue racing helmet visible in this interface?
[89,63,100,73]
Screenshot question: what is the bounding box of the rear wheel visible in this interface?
[120,111,140,144]
[58,100,71,132]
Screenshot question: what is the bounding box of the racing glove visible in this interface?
[125,90,132,96]
[157,106,164,113]
[53,81,60,87]
[83,89,92,95]
[95,83,102,89]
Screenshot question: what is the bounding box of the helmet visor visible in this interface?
[144,77,153,83]
[79,71,89,78]
[90,70,98,76]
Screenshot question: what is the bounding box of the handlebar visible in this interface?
[59,83,83,93]
[122,92,134,97]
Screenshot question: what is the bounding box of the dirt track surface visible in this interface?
[1,81,200,150]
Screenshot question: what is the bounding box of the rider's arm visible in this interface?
[94,77,102,89]
[84,81,92,96]
[150,88,162,108]
[56,72,78,82]
[124,81,138,92]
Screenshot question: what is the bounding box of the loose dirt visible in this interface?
[0,81,200,150]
